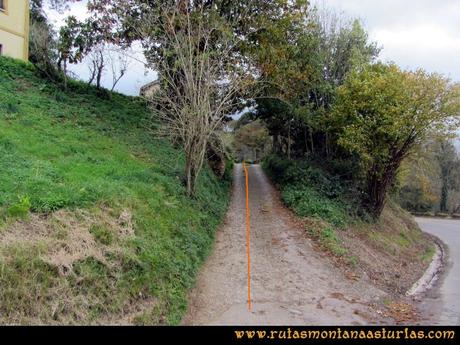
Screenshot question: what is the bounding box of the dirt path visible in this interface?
[183,164,390,325]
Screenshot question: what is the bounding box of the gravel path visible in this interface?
[183,164,389,325]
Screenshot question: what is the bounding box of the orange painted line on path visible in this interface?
[243,162,252,311]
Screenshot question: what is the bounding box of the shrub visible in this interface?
[264,154,345,199]
[264,154,350,226]
[223,159,234,183]
[7,196,31,219]
[282,185,348,227]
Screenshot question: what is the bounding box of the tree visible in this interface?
[434,139,460,212]
[29,15,59,79]
[140,4,253,195]
[253,7,379,159]
[108,46,130,92]
[332,63,460,218]
[397,144,441,213]
[29,1,86,83]
[234,120,270,162]
[87,43,105,88]
[85,0,299,194]
[29,0,60,79]
[397,138,460,214]
[86,43,130,91]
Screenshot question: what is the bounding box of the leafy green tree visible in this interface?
[253,8,379,159]
[397,146,441,213]
[234,120,270,162]
[83,0,309,194]
[56,16,95,87]
[29,1,59,79]
[29,1,87,82]
[434,139,460,212]
[332,63,460,218]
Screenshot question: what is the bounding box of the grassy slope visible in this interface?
[0,57,230,324]
[263,155,434,296]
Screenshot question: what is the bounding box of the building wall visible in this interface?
[0,0,30,61]
[140,82,160,98]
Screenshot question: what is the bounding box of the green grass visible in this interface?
[89,224,114,245]
[263,154,351,260]
[6,196,31,219]
[263,154,434,293]
[263,154,350,227]
[0,56,230,324]
[282,185,348,228]
[420,244,436,263]
[319,227,348,256]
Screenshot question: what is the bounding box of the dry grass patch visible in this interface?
[0,206,152,324]
[337,203,435,295]
[1,206,134,276]
[299,203,434,296]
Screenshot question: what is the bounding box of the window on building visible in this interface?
[0,44,3,56]
[0,0,4,11]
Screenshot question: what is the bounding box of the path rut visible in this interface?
[183,164,389,325]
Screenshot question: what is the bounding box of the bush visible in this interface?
[223,159,234,183]
[264,154,351,226]
[396,185,436,213]
[264,154,345,199]
[282,185,348,227]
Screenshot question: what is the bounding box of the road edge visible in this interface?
[406,237,445,297]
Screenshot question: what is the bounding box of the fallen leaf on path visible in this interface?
[385,301,419,323]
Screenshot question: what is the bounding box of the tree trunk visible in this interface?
[96,67,103,89]
[287,122,291,160]
[366,174,388,218]
[96,51,104,89]
[366,163,400,218]
[88,62,96,85]
[185,157,194,196]
[273,133,281,154]
[440,178,449,212]
[88,73,96,85]
[304,127,308,154]
[184,138,207,197]
[63,59,68,90]
[111,70,126,92]
[365,141,413,219]
[309,127,314,154]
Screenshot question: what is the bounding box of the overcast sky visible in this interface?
[49,0,460,93]
[47,0,157,96]
[313,0,460,82]
[49,1,460,147]
[311,0,460,149]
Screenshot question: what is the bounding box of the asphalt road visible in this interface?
[415,217,460,325]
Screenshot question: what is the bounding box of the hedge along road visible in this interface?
[182,163,392,325]
[416,217,460,325]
